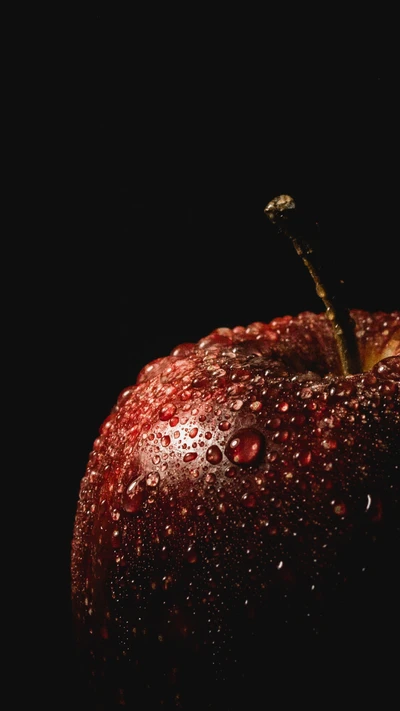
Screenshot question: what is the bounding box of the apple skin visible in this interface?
[71,309,399,709]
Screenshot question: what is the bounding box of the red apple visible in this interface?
[71,197,399,709]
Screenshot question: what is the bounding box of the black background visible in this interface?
[24,9,398,708]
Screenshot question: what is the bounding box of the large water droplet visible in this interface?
[225,428,265,466]
[206,445,223,464]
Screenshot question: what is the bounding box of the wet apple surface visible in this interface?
[71,307,399,709]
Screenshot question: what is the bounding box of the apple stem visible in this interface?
[264,194,361,376]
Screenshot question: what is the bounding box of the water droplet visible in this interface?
[332,501,347,516]
[146,472,160,487]
[100,416,113,435]
[218,420,231,431]
[322,438,337,450]
[192,376,210,389]
[231,399,244,411]
[242,492,257,508]
[274,430,290,443]
[189,427,199,438]
[186,545,198,563]
[291,414,306,427]
[117,387,134,404]
[183,452,198,463]
[295,449,312,466]
[206,445,223,464]
[225,428,265,466]
[250,401,262,412]
[378,381,397,395]
[161,435,171,447]
[171,343,196,357]
[122,478,146,514]
[159,403,177,421]
[111,529,121,547]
